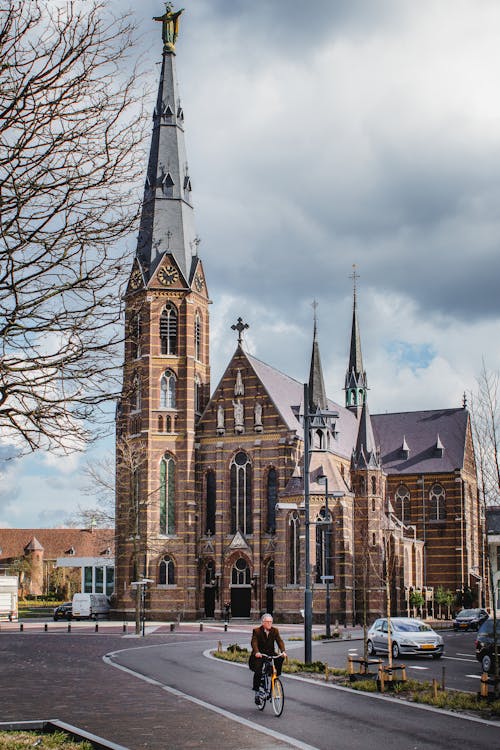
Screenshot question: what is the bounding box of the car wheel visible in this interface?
[367,640,376,656]
[392,641,400,659]
[482,654,492,673]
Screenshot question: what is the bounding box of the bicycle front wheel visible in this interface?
[271,677,284,716]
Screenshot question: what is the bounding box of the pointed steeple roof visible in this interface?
[136,15,198,284]
[308,302,327,413]
[345,266,368,413]
[353,400,381,469]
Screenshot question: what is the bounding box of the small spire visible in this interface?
[308,302,327,413]
[345,265,368,413]
[231,317,249,346]
[462,391,467,409]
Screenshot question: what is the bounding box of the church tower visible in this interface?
[345,267,367,416]
[115,7,210,620]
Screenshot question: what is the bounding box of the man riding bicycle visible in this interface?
[249,613,287,704]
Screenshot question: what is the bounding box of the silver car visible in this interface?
[367,617,444,659]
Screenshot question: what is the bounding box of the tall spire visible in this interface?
[136,7,197,283]
[345,265,368,415]
[308,300,328,413]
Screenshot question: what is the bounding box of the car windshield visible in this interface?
[458,610,476,617]
[393,621,431,633]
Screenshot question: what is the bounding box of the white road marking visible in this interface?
[466,674,482,680]
[408,666,428,670]
[104,654,320,750]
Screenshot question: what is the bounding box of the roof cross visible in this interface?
[231,317,249,345]
[349,264,360,299]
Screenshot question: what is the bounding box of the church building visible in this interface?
[114,8,484,624]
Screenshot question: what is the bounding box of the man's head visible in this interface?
[261,613,273,632]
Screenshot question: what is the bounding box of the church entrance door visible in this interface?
[230,587,251,617]
[204,586,215,617]
[266,586,274,616]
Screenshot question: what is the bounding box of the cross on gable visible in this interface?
[231,317,249,345]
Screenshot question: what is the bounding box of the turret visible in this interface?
[345,266,367,416]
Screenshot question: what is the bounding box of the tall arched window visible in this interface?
[429,483,446,521]
[206,470,216,535]
[195,312,201,361]
[315,506,332,583]
[266,560,275,586]
[289,512,300,584]
[395,485,410,523]
[160,370,176,409]
[371,476,377,494]
[266,468,278,534]
[130,374,141,413]
[158,555,175,585]
[205,560,215,585]
[130,312,141,359]
[160,303,177,355]
[194,374,202,415]
[160,455,175,535]
[230,452,252,535]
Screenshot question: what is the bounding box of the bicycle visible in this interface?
[255,654,285,716]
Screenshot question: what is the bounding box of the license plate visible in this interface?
[421,644,434,649]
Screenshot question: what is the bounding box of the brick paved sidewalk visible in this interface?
[0,633,295,750]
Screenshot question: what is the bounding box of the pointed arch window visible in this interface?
[289,511,300,585]
[131,374,141,413]
[205,470,216,535]
[395,485,410,524]
[194,374,202,415]
[160,454,175,535]
[429,483,446,521]
[205,559,215,585]
[158,555,175,585]
[160,370,176,409]
[266,560,275,587]
[371,476,377,495]
[195,311,202,360]
[315,506,333,583]
[231,557,250,585]
[130,312,141,359]
[230,451,252,535]
[266,468,278,534]
[160,303,177,355]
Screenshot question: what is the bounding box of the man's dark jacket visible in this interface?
[248,625,285,671]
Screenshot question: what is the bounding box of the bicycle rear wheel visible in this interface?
[271,677,284,716]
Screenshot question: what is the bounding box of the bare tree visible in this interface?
[0,1,147,455]
[470,363,500,693]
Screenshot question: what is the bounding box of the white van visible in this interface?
[72,593,110,620]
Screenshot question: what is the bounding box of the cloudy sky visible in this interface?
[2,0,500,528]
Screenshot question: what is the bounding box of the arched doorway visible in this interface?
[230,557,251,617]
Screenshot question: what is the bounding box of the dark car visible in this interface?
[53,602,72,621]
[475,619,500,673]
[453,608,489,631]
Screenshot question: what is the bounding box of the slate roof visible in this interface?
[0,528,115,562]
[372,408,469,475]
[245,352,359,460]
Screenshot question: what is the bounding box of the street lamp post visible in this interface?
[130,578,154,637]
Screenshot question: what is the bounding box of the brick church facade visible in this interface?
[113,9,484,623]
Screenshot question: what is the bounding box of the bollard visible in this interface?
[67,622,71,633]
[325,663,329,682]
[199,622,203,631]
[95,622,99,633]
[217,640,222,653]
[44,623,48,632]
[224,622,227,632]
[441,665,446,691]
[20,622,24,632]
[123,621,127,633]
[480,672,489,698]
[170,622,175,632]
[432,678,438,699]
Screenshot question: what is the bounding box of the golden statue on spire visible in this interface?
[154,3,184,52]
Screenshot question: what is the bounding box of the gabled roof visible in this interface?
[372,408,469,475]
[0,529,115,562]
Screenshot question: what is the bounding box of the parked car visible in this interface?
[453,608,489,632]
[367,617,444,659]
[53,602,72,621]
[475,619,500,673]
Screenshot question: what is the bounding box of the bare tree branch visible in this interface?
[0,1,148,455]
